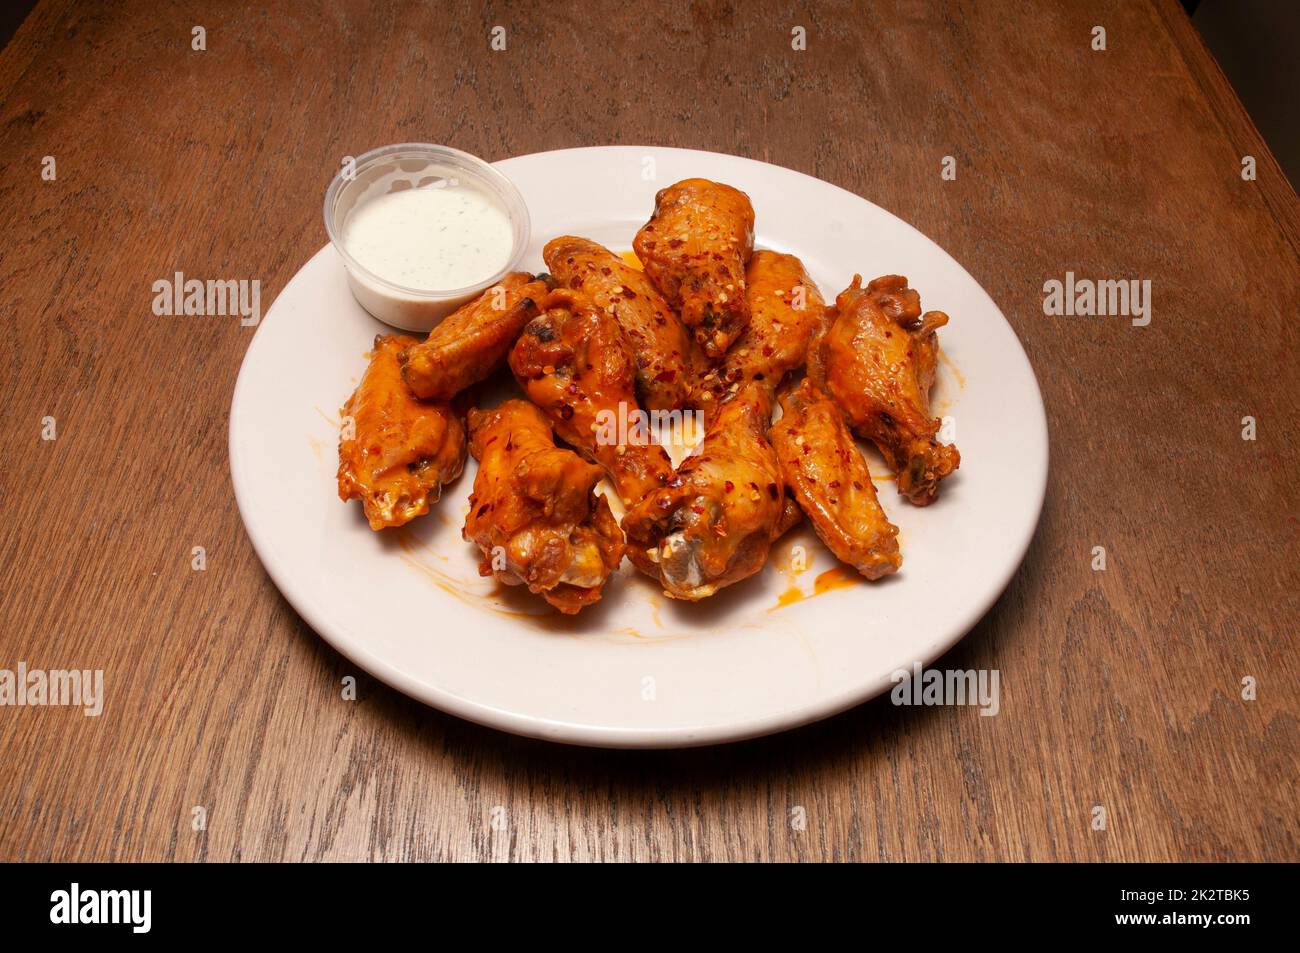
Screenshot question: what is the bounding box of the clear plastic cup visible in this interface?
[323,143,531,333]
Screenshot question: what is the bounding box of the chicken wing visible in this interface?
[543,236,694,410]
[465,401,623,614]
[338,334,467,530]
[400,272,549,400]
[633,178,755,360]
[622,383,785,600]
[508,288,673,508]
[694,250,824,405]
[811,275,959,506]
[769,378,901,579]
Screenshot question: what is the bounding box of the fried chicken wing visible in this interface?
[338,334,467,530]
[695,250,824,405]
[811,275,960,506]
[465,401,624,614]
[770,378,901,579]
[543,236,694,410]
[508,288,673,508]
[622,383,785,600]
[400,272,549,399]
[633,178,755,360]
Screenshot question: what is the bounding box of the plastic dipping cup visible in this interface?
[323,143,531,333]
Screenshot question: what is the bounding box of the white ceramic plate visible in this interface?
[229,146,1047,748]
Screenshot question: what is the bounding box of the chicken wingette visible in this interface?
[633,178,755,360]
[338,334,467,530]
[769,378,901,579]
[401,272,550,400]
[622,383,786,600]
[464,401,624,615]
[810,275,960,506]
[694,250,824,405]
[544,236,694,410]
[508,288,673,509]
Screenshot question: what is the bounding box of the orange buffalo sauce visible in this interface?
[813,566,861,595]
[774,585,806,608]
[618,250,644,271]
[769,565,862,610]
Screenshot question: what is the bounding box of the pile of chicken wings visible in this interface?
[337,178,960,614]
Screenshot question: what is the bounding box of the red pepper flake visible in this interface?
[724,480,735,492]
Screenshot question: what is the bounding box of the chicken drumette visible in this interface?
[465,401,624,614]
[622,383,787,600]
[633,178,755,360]
[508,288,673,509]
[544,236,695,410]
[769,378,901,579]
[694,250,824,405]
[810,275,960,506]
[401,272,550,400]
[338,334,467,530]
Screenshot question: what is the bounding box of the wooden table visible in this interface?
[2,0,1296,863]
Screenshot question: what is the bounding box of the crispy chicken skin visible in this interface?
[400,272,549,400]
[633,178,756,360]
[622,383,785,600]
[695,250,824,405]
[810,275,960,506]
[508,288,673,508]
[770,379,901,579]
[543,236,694,410]
[338,334,467,530]
[465,401,624,614]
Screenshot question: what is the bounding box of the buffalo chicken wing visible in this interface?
[544,236,695,410]
[464,400,624,614]
[633,178,756,360]
[622,383,786,600]
[338,334,467,530]
[401,272,549,400]
[811,275,960,505]
[508,289,673,508]
[695,250,824,404]
[769,378,901,579]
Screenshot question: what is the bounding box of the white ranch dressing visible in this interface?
[342,185,514,290]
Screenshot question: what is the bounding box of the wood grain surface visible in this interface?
[1,0,1296,862]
